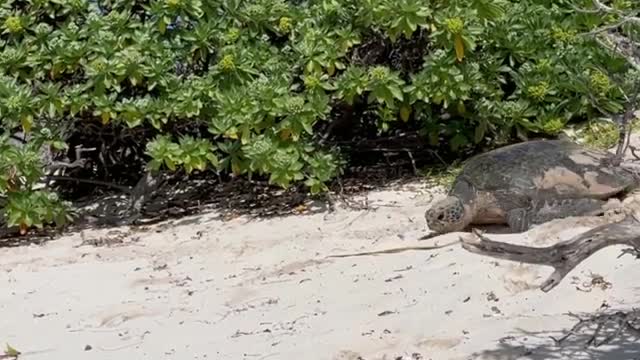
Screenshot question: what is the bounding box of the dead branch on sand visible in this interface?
[551,309,640,347]
[460,213,640,293]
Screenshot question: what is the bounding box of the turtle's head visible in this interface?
[425,196,470,234]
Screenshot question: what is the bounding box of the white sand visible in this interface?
[2,137,640,360]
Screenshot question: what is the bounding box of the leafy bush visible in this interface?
[0,0,638,232]
[0,133,72,233]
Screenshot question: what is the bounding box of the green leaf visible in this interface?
[165,159,176,171]
[454,34,465,62]
[21,115,33,133]
[48,102,56,118]
[474,120,487,143]
[400,105,411,122]
[51,141,68,150]
[301,118,314,134]
[5,343,20,357]
[450,133,468,151]
[388,85,404,101]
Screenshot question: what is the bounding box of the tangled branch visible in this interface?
[552,309,640,347]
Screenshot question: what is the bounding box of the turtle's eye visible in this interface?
[437,213,445,221]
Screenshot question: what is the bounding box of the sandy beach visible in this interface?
[1,137,640,360]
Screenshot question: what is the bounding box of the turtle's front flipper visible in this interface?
[507,198,611,232]
[506,208,531,232]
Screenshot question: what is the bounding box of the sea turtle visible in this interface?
[424,139,640,235]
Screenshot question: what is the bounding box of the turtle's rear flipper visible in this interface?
[506,198,612,232]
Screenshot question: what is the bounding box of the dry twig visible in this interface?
[551,310,640,347]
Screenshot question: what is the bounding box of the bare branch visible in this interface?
[552,309,640,347]
[580,17,634,36]
[591,0,640,24]
[613,101,638,159]
[460,216,640,292]
[573,0,640,71]
[594,32,640,71]
[44,175,133,193]
[630,145,640,160]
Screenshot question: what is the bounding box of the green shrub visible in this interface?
[0,0,638,232]
[0,133,72,233]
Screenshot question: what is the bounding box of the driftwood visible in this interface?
[460,211,640,292]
